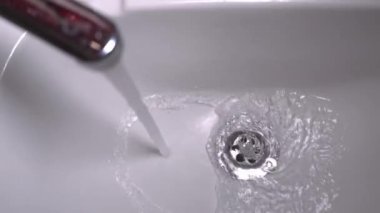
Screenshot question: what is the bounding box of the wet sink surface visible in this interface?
[1,2,380,213]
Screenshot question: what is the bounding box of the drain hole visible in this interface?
[231,145,240,151]
[241,137,247,143]
[236,154,245,162]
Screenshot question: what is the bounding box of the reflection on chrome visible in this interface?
[101,36,117,56]
[0,32,27,80]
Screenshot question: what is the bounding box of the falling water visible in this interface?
[105,63,170,157]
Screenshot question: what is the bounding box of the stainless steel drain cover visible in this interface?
[226,131,269,169]
[220,129,278,180]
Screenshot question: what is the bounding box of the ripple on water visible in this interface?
[113,91,344,213]
[207,91,344,213]
[113,93,222,213]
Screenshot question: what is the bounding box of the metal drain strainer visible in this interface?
[226,131,269,169]
[220,130,278,180]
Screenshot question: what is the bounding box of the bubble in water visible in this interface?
[206,91,344,213]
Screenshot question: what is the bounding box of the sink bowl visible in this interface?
[1,1,380,212]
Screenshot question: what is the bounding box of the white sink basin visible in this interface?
[1,1,380,213]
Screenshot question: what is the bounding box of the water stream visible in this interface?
[105,63,170,157]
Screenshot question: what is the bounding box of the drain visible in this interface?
[220,129,278,180]
[226,131,269,169]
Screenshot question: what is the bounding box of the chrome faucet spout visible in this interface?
[0,0,120,63]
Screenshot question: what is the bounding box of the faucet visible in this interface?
[0,0,120,64]
[0,0,171,157]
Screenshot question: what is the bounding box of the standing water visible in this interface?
[105,63,170,157]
